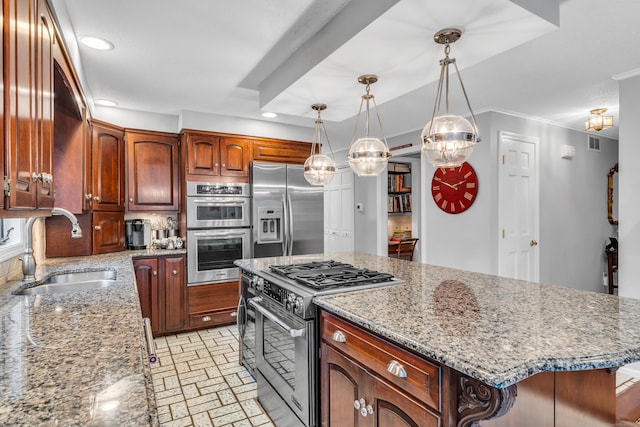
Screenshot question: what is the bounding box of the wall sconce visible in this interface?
[348,74,391,177]
[422,28,480,168]
[585,108,613,131]
[303,103,336,186]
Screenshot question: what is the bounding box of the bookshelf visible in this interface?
[387,162,412,215]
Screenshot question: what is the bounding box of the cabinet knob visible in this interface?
[221,164,226,168]
[530,240,538,247]
[94,225,102,230]
[93,196,100,202]
[85,193,93,200]
[153,271,157,276]
[202,316,212,322]
[354,398,365,410]
[354,399,373,416]
[230,312,237,317]
[172,270,178,275]
[332,330,347,343]
[32,172,42,182]
[386,360,407,378]
[129,198,134,202]
[42,173,53,183]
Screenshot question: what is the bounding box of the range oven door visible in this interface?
[251,297,316,427]
[187,228,251,285]
[186,196,251,228]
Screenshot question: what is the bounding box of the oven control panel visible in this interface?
[260,280,305,316]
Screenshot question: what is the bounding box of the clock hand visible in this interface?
[439,180,458,190]
[451,180,467,190]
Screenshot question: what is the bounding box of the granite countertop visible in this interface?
[235,252,640,389]
[0,248,185,426]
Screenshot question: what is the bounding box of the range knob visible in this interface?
[293,296,304,315]
[254,277,265,292]
[286,293,297,312]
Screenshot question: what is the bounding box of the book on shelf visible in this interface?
[387,193,412,213]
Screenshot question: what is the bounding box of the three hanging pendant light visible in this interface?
[302,27,480,185]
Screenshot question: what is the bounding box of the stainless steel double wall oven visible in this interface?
[186,182,251,285]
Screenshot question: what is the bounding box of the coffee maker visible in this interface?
[125,219,146,249]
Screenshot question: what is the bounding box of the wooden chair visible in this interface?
[394,238,419,261]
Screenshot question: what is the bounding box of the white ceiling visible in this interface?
[51,0,640,149]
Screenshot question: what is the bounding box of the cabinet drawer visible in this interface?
[321,311,441,412]
[190,309,237,328]
[188,281,239,314]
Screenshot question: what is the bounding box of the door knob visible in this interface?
[530,240,538,247]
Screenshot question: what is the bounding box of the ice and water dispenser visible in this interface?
[256,206,282,244]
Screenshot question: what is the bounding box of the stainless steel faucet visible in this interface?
[22,207,83,281]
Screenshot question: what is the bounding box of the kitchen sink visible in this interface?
[15,270,117,295]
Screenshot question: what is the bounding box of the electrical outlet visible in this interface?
[602,272,608,287]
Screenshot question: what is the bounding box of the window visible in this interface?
[0,218,25,262]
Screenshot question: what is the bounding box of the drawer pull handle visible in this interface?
[202,316,212,322]
[230,312,237,317]
[332,330,347,343]
[386,360,407,378]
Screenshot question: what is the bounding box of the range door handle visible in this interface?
[250,297,305,338]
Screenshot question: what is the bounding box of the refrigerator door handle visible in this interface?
[287,193,294,255]
[281,193,288,255]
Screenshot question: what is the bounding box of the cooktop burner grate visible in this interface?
[289,267,395,290]
[269,260,352,276]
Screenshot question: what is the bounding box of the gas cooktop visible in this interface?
[268,260,397,291]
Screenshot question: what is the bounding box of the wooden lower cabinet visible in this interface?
[321,311,441,427]
[92,211,125,254]
[134,255,186,336]
[187,281,238,329]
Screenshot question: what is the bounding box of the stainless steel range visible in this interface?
[246,260,404,427]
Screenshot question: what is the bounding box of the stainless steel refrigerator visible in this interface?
[251,161,324,258]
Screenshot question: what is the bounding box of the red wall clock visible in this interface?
[431,162,478,214]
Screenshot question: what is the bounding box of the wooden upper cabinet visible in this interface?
[251,138,313,165]
[34,0,55,210]
[1,0,57,214]
[4,0,38,211]
[91,120,125,211]
[126,130,180,212]
[183,131,250,182]
[220,137,250,177]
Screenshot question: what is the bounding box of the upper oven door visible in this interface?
[187,196,251,228]
[187,228,251,285]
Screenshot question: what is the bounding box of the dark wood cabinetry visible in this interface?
[251,138,312,165]
[125,130,180,211]
[183,131,250,182]
[46,118,125,256]
[91,120,125,212]
[321,311,442,427]
[2,0,55,214]
[134,255,186,336]
[187,281,238,329]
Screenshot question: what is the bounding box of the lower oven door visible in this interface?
[251,297,316,427]
[187,228,251,285]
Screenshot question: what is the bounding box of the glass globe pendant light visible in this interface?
[303,103,337,186]
[348,75,391,176]
[422,28,480,168]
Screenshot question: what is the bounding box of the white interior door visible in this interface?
[498,131,540,281]
[324,166,354,253]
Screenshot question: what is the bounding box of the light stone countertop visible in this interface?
[0,248,185,426]
[235,252,640,388]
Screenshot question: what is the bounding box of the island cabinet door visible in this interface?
[321,343,440,427]
[322,343,362,427]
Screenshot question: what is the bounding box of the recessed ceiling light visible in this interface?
[95,99,118,107]
[261,112,277,118]
[79,36,114,50]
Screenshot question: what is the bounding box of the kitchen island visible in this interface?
[236,252,640,426]
[0,248,184,426]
